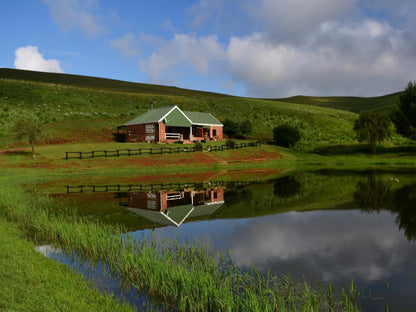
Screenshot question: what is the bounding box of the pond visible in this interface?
[50,170,416,311]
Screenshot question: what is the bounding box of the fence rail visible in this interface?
[66,180,260,194]
[65,142,261,160]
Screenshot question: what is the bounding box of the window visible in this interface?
[146,124,155,134]
[213,129,217,137]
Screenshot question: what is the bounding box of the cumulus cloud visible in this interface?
[129,0,416,97]
[139,34,226,85]
[226,18,416,97]
[248,0,359,43]
[110,33,141,57]
[43,0,106,37]
[14,45,64,73]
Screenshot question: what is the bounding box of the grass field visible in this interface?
[274,93,401,114]
[2,68,399,152]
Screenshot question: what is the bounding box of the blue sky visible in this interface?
[1,0,415,97]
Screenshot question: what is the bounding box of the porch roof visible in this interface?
[183,111,223,126]
[123,106,174,126]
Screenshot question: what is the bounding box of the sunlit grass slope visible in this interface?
[274,93,401,113]
[0,68,400,151]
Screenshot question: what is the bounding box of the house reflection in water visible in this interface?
[123,187,225,227]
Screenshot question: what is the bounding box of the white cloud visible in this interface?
[110,33,141,57]
[43,0,106,37]
[248,0,359,42]
[139,34,226,85]
[226,18,415,97]
[176,0,416,96]
[14,45,64,73]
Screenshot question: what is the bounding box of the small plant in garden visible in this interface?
[194,141,203,151]
[273,124,301,148]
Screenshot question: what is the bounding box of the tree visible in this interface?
[392,81,416,140]
[239,119,252,136]
[13,116,44,158]
[353,111,391,153]
[222,119,239,138]
[273,124,301,148]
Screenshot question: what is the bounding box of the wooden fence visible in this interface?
[65,142,261,160]
[66,180,260,194]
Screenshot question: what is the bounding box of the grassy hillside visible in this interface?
[0,68,404,151]
[274,93,401,113]
[0,68,231,98]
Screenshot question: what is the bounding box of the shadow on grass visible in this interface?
[2,150,33,157]
[314,144,416,156]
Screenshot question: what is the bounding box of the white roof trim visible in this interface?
[191,123,223,127]
[158,105,193,125]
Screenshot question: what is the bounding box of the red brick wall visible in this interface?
[210,126,223,141]
[159,122,166,142]
[125,123,159,142]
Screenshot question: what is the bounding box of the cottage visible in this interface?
[124,188,225,227]
[118,105,223,143]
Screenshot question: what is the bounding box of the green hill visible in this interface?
[274,93,401,113]
[0,68,231,98]
[0,68,401,151]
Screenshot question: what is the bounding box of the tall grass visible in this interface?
[0,185,360,311]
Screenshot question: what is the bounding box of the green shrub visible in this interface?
[194,141,203,151]
[225,139,235,149]
[273,124,301,148]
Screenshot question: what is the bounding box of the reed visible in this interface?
[0,185,360,311]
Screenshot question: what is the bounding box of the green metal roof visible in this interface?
[164,107,192,127]
[183,111,223,126]
[123,106,174,126]
[123,105,222,127]
[126,204,194,227]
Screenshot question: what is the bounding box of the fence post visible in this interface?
[79,152,82,159]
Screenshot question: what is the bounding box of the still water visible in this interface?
[52,170,416,311]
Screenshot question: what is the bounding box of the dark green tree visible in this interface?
[13,116,44,159]
[239,119,252,136]
[353,111,391,153]
[273,124,301,148]
[222,119,239,138]
[392,81,416,140]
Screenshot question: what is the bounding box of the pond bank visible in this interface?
[0,217,134,312]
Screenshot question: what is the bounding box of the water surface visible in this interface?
[53,170,416,311]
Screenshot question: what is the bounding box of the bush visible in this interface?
[273,124,301,148]
[194,141,203,151]
[225,139,235,149]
